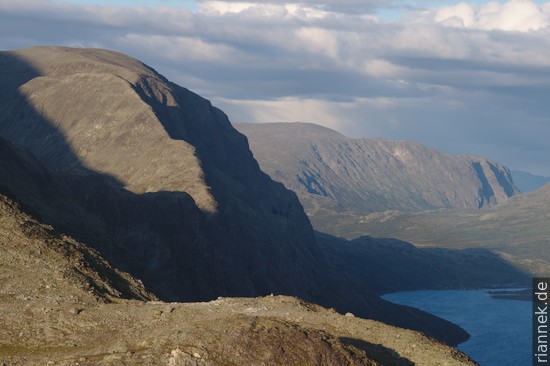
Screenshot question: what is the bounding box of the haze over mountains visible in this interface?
[0,45,487,356]
[236,122,519,214]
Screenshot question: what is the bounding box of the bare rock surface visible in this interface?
[1,46,215,210]
[0,296,478,366]
[0,194,154,304]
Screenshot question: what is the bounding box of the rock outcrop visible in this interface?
[0,192,154,304]
[0,46,321,302]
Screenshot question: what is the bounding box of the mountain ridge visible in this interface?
[0,46,322,302]
[316,232,529,294]
[235,122,519,212]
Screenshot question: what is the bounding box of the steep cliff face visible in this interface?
[0,46,469,345]
[0,46,319,301]
[235,122,519,212]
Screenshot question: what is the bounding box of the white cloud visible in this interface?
[198,1,334,18]
[119,34,245,62]
[293,27,340,59]
[198,1,256,14]
[430,0,550,32]
[216,97,357,128]
[363,59,406,78]
[197,0,394,14]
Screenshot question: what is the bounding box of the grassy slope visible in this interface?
[310,183,550,275]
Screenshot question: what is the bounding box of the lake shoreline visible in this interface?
[487,288,531,301]
[383,288,531,366]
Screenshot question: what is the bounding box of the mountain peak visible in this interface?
[6,46,157,83]
[2,46,221,211]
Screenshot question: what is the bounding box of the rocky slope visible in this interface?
[235,122,519,213]
[0,193,479,365]
[0,193,154,305]
[0,46,469,345]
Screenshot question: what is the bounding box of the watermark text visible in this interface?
[534,278,550,365]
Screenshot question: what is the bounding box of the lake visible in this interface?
[382,289,531,366]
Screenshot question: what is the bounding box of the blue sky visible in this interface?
[2,0,550,176]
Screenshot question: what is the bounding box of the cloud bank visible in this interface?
[1,0,550,175]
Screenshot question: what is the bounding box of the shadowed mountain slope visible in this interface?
[316,232,529,294]
[0,46,320,301]
[0,191,478,365]
[0,192,154,304]
[0,46,469,345]
[235,122,519,213]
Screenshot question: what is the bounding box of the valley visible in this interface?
[238,122,548,276]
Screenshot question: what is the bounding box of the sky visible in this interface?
[1,0,550,176]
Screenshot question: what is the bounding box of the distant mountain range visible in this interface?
[0,46,484,349]
[511,170,550,193]
[236,122,519,213]
[237,122,548,276]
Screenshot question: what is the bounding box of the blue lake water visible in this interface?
[382,289,531,366]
